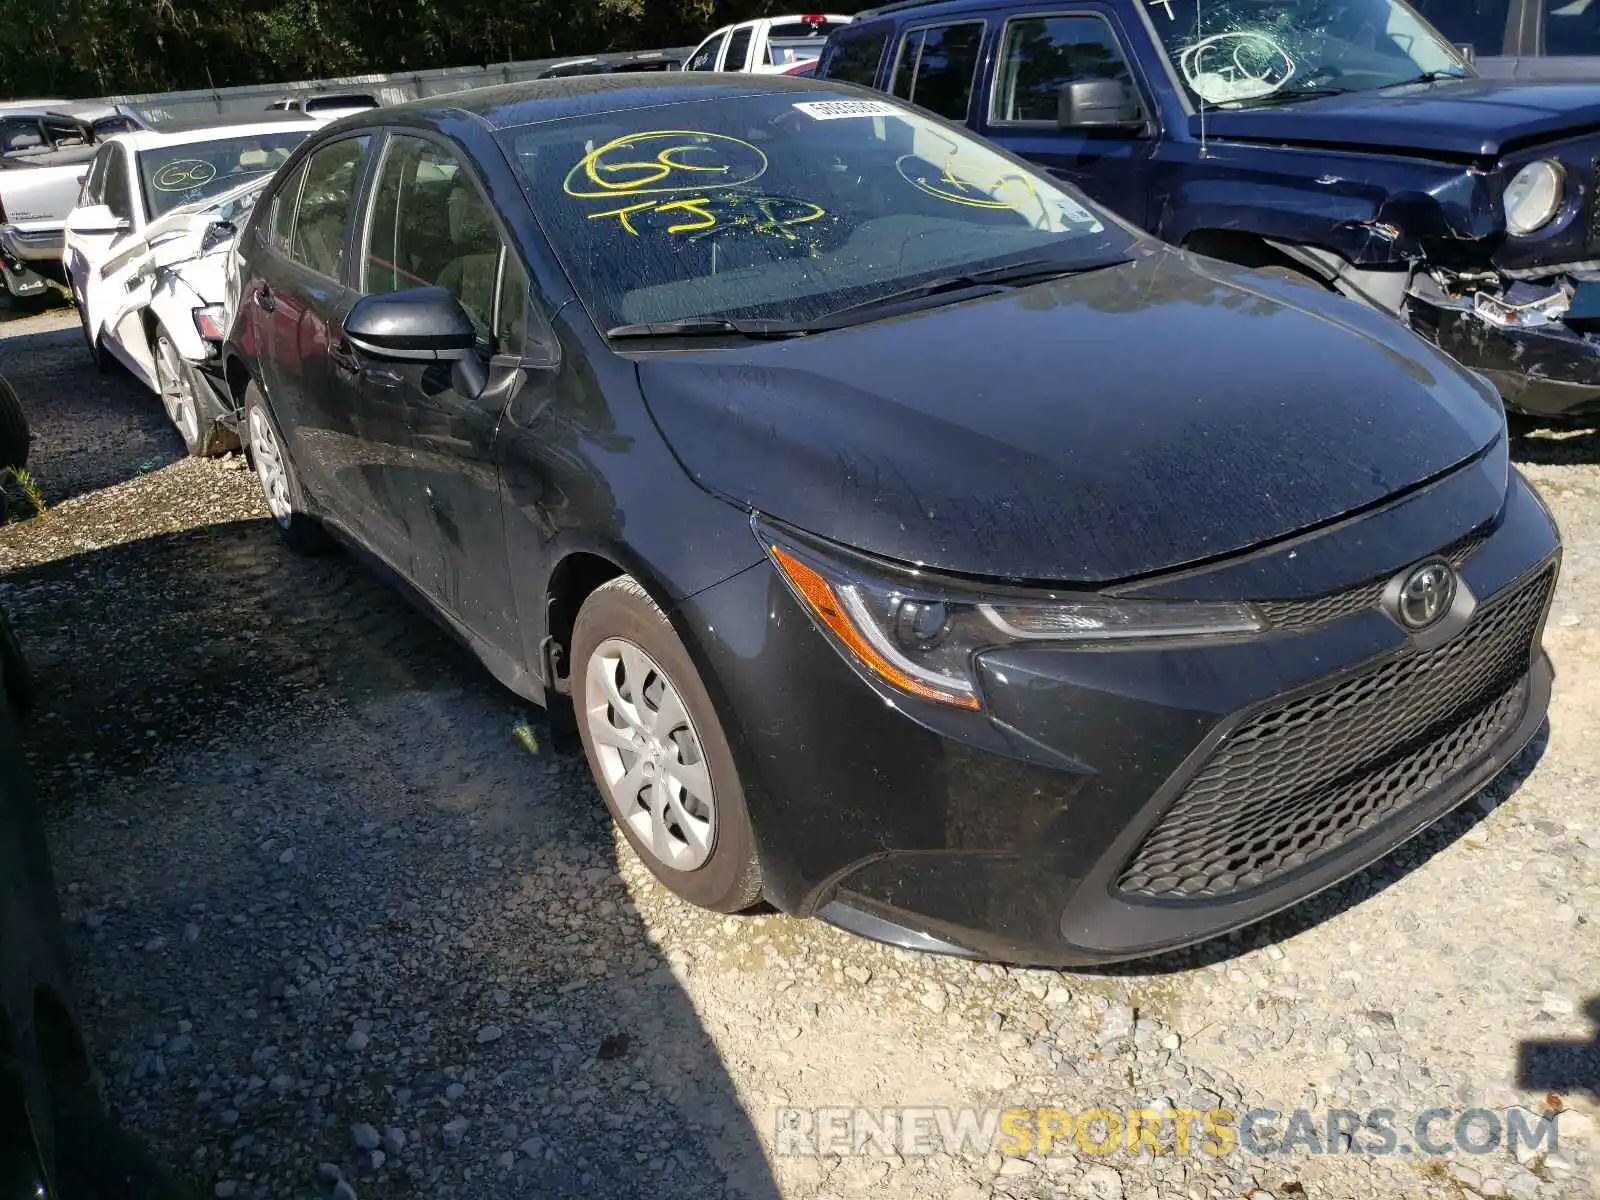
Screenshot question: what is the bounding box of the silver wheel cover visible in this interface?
[247,407,293,529]
[155,335,200,447]
[585,636,716,872]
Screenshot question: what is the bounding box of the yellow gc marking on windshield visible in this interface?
[896,154,1041,210]
[563,131,769,199]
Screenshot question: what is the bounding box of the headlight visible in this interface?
[762,525,1263,710]
[1503,160,1565,237]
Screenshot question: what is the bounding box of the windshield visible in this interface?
[1147,0,1467,107]
[503,92,1130,332]
[137,131,308,219]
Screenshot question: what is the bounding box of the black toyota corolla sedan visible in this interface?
[221,74,1559,966]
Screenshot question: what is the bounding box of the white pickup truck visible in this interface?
[0,103,144,299]
[681,13,854,74]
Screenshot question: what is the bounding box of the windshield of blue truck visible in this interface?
[1146,0,1468,108]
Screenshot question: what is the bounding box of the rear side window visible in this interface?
[891,22,986,121]
[819,28,889,86]
[685,32,726,70]
[993,15,1138,123]
[288,135,370,279]
[724,26,755,70]
[267,159,308,255]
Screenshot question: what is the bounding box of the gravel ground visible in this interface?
[0,298,1595,1200]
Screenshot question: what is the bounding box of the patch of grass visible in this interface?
[0,466,46,523]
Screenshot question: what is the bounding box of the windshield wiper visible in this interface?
[816,258,1128,324]
[606,317,816,340]
[1383,69,1467,88]
[1225,86,1355,109]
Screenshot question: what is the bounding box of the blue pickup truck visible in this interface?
[817,0,1600,418]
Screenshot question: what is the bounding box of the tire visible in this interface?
[153,325,235,458]
[572,576,762,913]
[242,383,331,555]
[0,373,29,471]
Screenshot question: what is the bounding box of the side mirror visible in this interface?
[344,286,477,362]
[65,203,131,236]
[1455,42,1477,66]
[1058,78,1143,132]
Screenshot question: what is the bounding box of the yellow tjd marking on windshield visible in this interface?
[586,191,827,240]
[562,131,769,198]
[896,154,1041,210]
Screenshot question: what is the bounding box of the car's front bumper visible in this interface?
[679,450,1559,966]
[1406,274,1600,419]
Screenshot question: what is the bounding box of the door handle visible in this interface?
[254,285,276,313]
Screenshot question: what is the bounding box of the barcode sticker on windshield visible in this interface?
[793,100,900,120]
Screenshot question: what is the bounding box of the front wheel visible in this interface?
[243,383,331,554]
[572,577,762,913]
[154,326,235,457]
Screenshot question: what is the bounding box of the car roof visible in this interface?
[139,111,317,135]
[368,72,852,131]
[109,117,318,151]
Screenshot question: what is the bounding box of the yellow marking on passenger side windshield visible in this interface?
[563,131,769,199]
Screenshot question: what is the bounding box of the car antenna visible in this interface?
[1195,0,1208,157]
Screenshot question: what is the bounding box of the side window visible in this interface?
[892,23,986,120]
[723,26,754,70]
[495,252,529,357]
[288,135,370,279]
[1407,0,1510,55]
[1542,0,1600,54]
[685,32,727,71]
[363,135,503,332]
[267,159,308,255]
[993,15,1138,123]
[820,29,890,86]
[103,147,133,221]
[43,118,87,148]
[79,146,111,207]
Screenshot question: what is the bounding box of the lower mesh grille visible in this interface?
[1117,565,1553,901]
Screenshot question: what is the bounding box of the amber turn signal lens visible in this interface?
[769,544,981,709]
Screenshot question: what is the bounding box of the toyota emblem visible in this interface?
[1394,561,1457,630]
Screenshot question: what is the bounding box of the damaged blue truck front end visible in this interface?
[828,0,1600,418]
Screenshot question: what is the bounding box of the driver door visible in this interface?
[69,144,158,384]
[975,11,1158,227]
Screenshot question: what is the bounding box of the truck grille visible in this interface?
[1116,564,1553,901]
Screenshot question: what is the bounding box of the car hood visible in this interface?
[1194,78,1600,158]
[633,248,1504,584]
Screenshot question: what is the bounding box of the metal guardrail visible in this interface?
[96,48,695,124]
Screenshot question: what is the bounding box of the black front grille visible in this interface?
[1117,565,1553,901]
[1257,528,1490,632]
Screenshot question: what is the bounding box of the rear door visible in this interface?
[977,10,1158,226]
[252,135,391,551]
[354,132,521,652]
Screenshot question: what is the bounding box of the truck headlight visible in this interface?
[1503,160,1565,237]
[761,522,1262,710]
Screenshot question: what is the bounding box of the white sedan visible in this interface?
[62,117,312,455]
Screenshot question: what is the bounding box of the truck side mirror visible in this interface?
[1058,78,1143,132]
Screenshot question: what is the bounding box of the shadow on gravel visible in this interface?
[1511,427,1600,466]
[0,319,181,505]
[9,518,781,1200]
[1519,996,1600,1101]
[1083,723,1551,977]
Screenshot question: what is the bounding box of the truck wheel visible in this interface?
[154,325,235,458]
[0,374,29,471]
